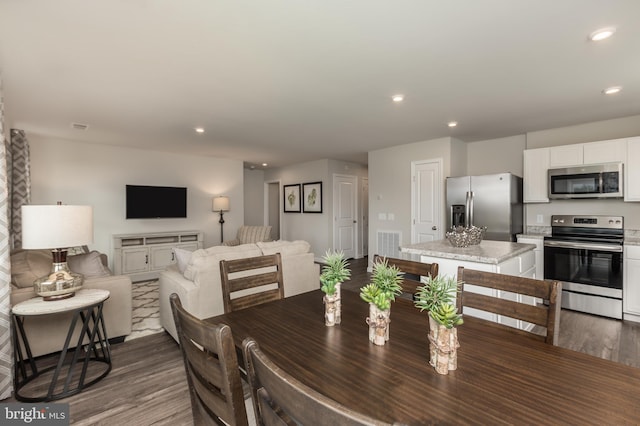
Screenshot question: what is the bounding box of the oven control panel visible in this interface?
[551,215,623,229]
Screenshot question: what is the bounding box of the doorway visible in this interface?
[333,174,358,259]
[411,159,443,244]
[265,181,281,240]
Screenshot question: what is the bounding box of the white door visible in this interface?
[333,174,357,259]
[412,159,443,243]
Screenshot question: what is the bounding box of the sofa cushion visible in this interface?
[68,250,112,278]
[173,247,193,274]
[257,240,311,256]
[238,226,272,244]
[10,249,52,288]
[183,244,263,281]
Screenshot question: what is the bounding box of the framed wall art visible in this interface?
[302,181,323,213]
[283,184,301,213]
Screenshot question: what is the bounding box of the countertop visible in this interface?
[400,239,536,265]
[625,237,640,246]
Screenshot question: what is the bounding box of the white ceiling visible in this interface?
[1,1,639,169]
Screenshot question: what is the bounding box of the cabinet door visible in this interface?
[523,148,550,203]
[549,144,583,167]
[176,243,199,251]
[624,247,640,315]
[149,246,176,271]
[583,139,626,164]
[625,137,640,202]
[121,247,150,274]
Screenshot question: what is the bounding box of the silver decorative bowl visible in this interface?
[445,226,487,248]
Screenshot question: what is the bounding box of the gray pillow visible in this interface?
[67,251,112,278]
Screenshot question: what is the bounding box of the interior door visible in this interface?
[412,159,443,243]
[333,174,357,259]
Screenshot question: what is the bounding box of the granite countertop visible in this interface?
[400,239,536,265]
[625,237,640,246]
[517,233,547,240]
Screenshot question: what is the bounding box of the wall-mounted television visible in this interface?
[126,185,187,219]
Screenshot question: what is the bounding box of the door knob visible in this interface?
[432,226,437,230]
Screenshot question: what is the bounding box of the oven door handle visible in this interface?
[543,240,623,252]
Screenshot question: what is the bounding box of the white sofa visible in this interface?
[159,240,320,342]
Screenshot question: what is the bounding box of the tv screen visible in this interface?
[126,185,187,219]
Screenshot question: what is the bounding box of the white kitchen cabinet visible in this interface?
[624,137,640,202]
[113,231,203,281]
[549,144,583,168]
[516,236,544,279]
[583,138,626,164]
[624,245,640,323]
[523,147,550,203]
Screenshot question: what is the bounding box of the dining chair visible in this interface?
[170,293,249,426]
[242,337,393,426]
[220,253,285,313]
[456,266,562,345]
[373,254,439,296]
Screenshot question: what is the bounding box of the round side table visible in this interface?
[12,288,112,402]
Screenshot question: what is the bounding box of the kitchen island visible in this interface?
[401,239,538,329]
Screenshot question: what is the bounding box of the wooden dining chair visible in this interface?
[373,254,439,296]
[456,267,562,345]
[242,338,393,426]
[220,253,285,313]
[170,293,249,426]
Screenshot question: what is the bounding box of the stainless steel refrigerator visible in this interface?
[446,173,523,242]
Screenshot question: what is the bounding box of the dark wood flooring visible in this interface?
[3,256,638,425]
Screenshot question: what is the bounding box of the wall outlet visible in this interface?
[378,213,387,220]
[536,214,544,224]
[388,213,395,221]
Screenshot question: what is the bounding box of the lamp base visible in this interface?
[34,262,84,301]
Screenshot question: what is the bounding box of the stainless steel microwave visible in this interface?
[548,162,623,199]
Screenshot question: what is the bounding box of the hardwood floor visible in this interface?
[4,256,637,425]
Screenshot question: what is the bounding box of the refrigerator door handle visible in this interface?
[468,191,474,227]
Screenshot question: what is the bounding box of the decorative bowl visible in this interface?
[445,226,487,248]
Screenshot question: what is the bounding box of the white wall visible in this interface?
[29,136,244,261]
[466,135,526,177]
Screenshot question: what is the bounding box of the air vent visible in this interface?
[71,123,89,130]
[376,230,401,258]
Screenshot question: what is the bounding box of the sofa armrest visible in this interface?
[281,252,320,297]
[222,239,240,246]
[158,265,200,342]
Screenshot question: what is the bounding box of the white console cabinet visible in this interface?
[113,230,203,281]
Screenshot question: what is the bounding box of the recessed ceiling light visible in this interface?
[589,27,616,41]
[448,121,458,128]
[262,163,268,167]
[392,94,404,102]
[603,86,622,95]
[195,127,205,133]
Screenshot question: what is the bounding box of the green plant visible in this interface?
[320,250,351,296]
[360,258,403,310]
[414,275,463,329]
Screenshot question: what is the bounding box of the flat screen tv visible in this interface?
[126,185,187,219]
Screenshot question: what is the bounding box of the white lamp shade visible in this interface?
[21,205,94,249]
[212,196,230,212]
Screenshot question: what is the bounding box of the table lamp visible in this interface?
[21,203,94,300]
[212,196,230,243]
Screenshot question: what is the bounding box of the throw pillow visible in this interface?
[173,248,193,274]
[67,251,112,278]
[10,249,53,288]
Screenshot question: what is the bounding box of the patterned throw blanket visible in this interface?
[125,280,164,341]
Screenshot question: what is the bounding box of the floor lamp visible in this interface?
[213,196,230,243]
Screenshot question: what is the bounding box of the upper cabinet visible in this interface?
[523,147,550,203]
[625,137,640,202]
[523,137,636,203]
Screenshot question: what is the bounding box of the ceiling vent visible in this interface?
[71,122,89,130]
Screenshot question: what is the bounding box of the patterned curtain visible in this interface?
[8,129,31,248]
[0,74,13,399]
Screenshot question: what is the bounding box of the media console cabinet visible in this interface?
[113,230,203,282]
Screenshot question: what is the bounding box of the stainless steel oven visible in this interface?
[544,215,623,319]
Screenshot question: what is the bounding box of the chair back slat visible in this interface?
[220,253,285,314]
[373,255,438,295]
[457,267,562,345]
[170,294,248,426]
[243,338,392,426]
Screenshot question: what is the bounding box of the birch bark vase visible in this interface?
[323,283,341,326]
[367,303,390,346]
[428,316,460,375]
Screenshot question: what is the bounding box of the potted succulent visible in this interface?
[360,258,403,345]
[320,250,351,326]
[414,275,463,374]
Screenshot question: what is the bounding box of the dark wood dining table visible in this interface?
[205,289,640,425]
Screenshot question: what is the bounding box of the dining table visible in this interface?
[205,289,640,425]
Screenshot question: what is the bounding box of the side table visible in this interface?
[12,289,112,402]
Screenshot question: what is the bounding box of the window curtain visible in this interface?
[8,129,31,249]
[0,74,13,399]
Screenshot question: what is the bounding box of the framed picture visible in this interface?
[283,184,301,213]
[302,181,323,213]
